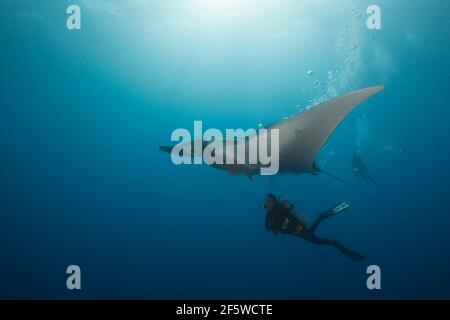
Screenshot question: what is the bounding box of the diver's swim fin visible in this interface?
[319,202,350,219]
[159,146,174,154]
[330,202,350,214]
[332,240,365,262]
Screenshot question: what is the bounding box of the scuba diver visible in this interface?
[352,151,377,187]
[263,193,365,262]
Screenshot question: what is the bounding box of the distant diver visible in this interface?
[263,193,365,262]
[352,151,377,187]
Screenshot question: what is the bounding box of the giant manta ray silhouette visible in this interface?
[160,85,384,181]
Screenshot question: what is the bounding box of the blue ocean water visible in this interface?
[0,0,449,299]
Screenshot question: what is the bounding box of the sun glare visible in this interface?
[205,0,238,9]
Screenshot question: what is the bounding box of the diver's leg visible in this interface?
[331,240,365,262]
[308,216,325,234]
[300,229,334,245]
[301,231,365,262]
[309,202,351,233]
[308,211,339,233]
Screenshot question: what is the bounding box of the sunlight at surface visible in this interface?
[204,0,238,9]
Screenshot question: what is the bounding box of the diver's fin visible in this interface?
[332,240,365,262]
[329,201,351,215]
[316,167,351,187]
[159,145,173,154]
[319,201,350,219]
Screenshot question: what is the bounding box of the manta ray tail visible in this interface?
[316,167,351,187]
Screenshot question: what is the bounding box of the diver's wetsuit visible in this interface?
[265,202,365,262]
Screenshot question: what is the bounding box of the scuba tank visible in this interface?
[279,199,311,227]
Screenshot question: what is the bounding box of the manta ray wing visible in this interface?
[264,86,384,173]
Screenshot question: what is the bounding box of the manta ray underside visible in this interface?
[160,85,384,180]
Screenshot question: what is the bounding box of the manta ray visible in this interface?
[160,85,384,181]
